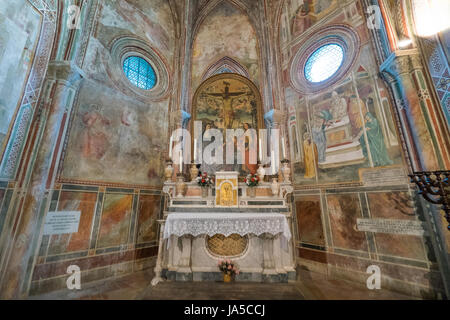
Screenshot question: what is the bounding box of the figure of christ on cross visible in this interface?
[202,81,249,129]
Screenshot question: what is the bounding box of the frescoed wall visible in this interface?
[280,0,338,44]
[60,81,168,186]
[287,63,402,185]
[27,0,175,295]
[284,1,446,297]
[0,0,41,153]
[191,1,260,90]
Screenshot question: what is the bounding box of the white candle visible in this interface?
[179,149,183,173]
[271,150,275,175]
[281,137,286,159]
[259,138,262,162]
[193,139,197,163]
[169,134,173,158]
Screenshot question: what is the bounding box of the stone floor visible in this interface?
[28,267,418,300]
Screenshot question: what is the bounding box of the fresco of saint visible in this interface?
[359,112,393,167]
[303,133,318,179]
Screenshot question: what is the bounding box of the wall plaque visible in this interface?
[359,167,407,187]
[356,218,426,236]
[43,211,81,235]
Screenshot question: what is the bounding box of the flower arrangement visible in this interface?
[196,172,213,187]
[244,173,259,187]
[218,259,239,277]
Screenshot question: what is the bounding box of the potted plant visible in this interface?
[244,173,259,198]
[196,172,213,197]
[218,259,239,282]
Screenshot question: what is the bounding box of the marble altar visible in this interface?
[152,172,296,285]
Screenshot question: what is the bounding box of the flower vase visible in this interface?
[271,178,279,197]
[164,162,174,182]
[257,164,265,182]
[201,186,209,198]
[223,274,232,283]
[247,187,256,198]
[190,164,199,182]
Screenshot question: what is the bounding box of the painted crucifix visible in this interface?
[202,81,248,129]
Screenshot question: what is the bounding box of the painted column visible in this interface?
[380,50,445,171]
[0,61,83,298]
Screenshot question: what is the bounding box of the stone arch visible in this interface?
[201,56,250,81]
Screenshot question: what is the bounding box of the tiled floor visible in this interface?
[29,268,418,300]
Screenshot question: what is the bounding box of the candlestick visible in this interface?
[259,138,262,162]
[271,150,275,175]
[179,149,183,173]
[194,138,197,163]
[281,137,286,159]
[169,134,173,158]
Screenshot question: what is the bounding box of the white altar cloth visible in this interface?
[163,212,291,242]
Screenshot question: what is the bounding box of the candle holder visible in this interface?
[190,162,199,182]
[281,159,291,183]
[257,161,266,182]
[270,175,280,197]
[176,173,186,198]
[164,159,174,183]
[409,171,450,230]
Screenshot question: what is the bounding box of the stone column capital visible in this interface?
[46,60,85,87]
[380,49,423,80]
[264,109,286,128]
[170,110,191,129]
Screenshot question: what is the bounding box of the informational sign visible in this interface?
[360,167,407,187]
[43,211,81,235]
[357,218,426,236]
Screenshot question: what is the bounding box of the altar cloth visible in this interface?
[163,212,291,242]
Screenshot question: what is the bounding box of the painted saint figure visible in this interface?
[359,112,393,167]
[81,104,111,160]
[347,95,367,137]
[330,91,348,122]
[312,113,328,164]
[303,132,318,179]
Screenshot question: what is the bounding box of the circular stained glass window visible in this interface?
[304,44,344,83]
[123,56,157,90]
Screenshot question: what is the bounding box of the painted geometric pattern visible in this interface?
[423,37,450,125]
[0,0,57,180]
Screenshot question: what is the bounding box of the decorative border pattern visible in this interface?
[0,0,57,180]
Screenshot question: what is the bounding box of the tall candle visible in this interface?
[179,149,183,173]
[169,134,173,158]
[271,150,275,175]
[193,138,197,163]
[281,137,286,159]
[259,138,262,162]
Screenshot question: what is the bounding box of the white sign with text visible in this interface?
[43,211,81,235]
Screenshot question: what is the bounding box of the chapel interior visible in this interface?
[0,0,449,301]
